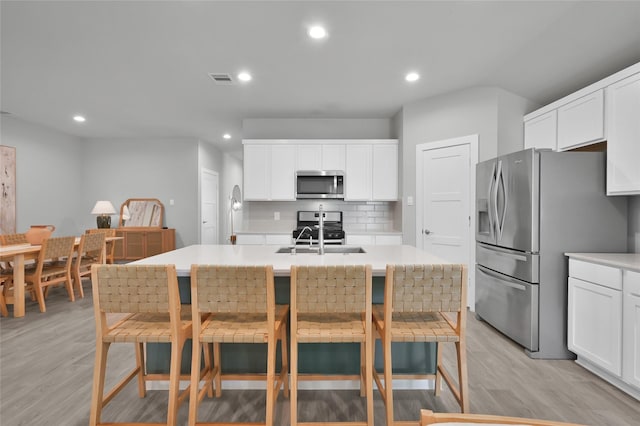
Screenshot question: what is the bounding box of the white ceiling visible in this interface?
[2,1,640,152]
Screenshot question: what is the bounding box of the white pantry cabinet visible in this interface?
[623,270,640,388]
[557,89,605,151]
[524,110,557,150]
[606,71,640,196]
[243,143,296,201]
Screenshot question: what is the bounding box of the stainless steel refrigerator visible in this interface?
[475,148,627,359]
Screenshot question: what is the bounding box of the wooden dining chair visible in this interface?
[86,228,116,264]
[24,236,76,313]
[289,265,374,426]
[0,277,8,317]
[189,265,289,426]
[89,264,193,426]
[419,409,586,425]
[373,264,469,425]
[0,233,36,309]
[72,232,105,298]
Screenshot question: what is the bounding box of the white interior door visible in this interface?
[416,135,477,310]
[200,168,218,244]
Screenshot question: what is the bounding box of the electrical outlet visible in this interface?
[274,211,280,220]
[169,199,174,206]
[407,196,414,206]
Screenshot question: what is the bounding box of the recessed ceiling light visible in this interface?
[223,133,231,140]
[73,115,86,122]
[308,25,328,40]
[237,72,252,82]
[405,72,420,82]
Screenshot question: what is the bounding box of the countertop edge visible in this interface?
[565,252,640,272]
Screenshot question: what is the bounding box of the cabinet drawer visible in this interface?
[569,259,622,290]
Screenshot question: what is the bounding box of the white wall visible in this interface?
[221,152,243,243]
[0,115,84,236]
[399,86,533,246]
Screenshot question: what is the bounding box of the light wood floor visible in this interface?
[1,282,639,426]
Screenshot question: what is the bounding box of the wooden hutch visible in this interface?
[113,198,175,261]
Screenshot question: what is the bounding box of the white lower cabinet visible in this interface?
[568,257,640,399]
[568,276,622,376]
[346,234,402,246]
[623,270,640,388]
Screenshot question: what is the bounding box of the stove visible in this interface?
[292,210,345,245]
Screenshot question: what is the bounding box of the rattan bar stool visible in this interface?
[189,265,289,426]
[72,232,105,298]
[89,264,193,426]
[290,264,374,426]
[373,264,469,425]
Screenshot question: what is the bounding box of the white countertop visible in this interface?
[565,252,640,272]
[132,244,451,277]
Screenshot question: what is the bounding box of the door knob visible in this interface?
[423,229,432,235]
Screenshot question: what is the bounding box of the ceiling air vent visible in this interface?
[208,73,236,85]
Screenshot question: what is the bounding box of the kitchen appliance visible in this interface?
[295,170,345,199]
[292,210,345,245]
[475,148,627,359]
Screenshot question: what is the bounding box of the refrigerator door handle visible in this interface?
[488,161,501,242]
[496,161,507,239]
[486,162,496,240]
[477,265,527,291]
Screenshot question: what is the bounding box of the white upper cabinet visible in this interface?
[270,144,296,200]
[245,139,397,202]
[243,144,269,200]
[372,143,398,200]
[557,89,605,151]
[524,110,557,150]
[345,144,372,201]
[606,71,640,196]
[322,144,346,171]
[296,144,322,170]
[243,142,296,201]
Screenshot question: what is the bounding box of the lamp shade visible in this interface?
[91,201,116,215]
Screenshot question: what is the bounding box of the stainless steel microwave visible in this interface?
[295,170,345,199]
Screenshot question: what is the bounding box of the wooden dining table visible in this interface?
[0,236,122,318]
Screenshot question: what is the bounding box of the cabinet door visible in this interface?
[606,72,640,195]
[345,144,372,201]
[297,144,322,170]
[235,234,266,245]
[244,144,269,200]
[125,232,145,260]
[145,231,164,257]
[346,234,375,245]
[372,143,398,200]
[375,234,403,245]
[568,276,622,376]
[557,89,605,151]
[623,270,640,388]
[270,145,296,200]
[322,144,346,171]
[524,111,557,150]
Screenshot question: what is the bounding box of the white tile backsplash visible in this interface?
[240,200,399,233]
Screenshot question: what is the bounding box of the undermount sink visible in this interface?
[275,246,366,254]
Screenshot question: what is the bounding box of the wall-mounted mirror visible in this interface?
[119,198,164,227]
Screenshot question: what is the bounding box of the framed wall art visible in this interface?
[0,145,16,234]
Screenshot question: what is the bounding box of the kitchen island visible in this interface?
[132,244,453,385]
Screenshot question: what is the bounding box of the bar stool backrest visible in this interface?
[294,265,368,313]
[390,264,465,313]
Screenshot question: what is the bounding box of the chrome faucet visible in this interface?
[317,204,325,255]
[291,226,314,254]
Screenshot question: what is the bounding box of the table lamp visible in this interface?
[91,201,116,228]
